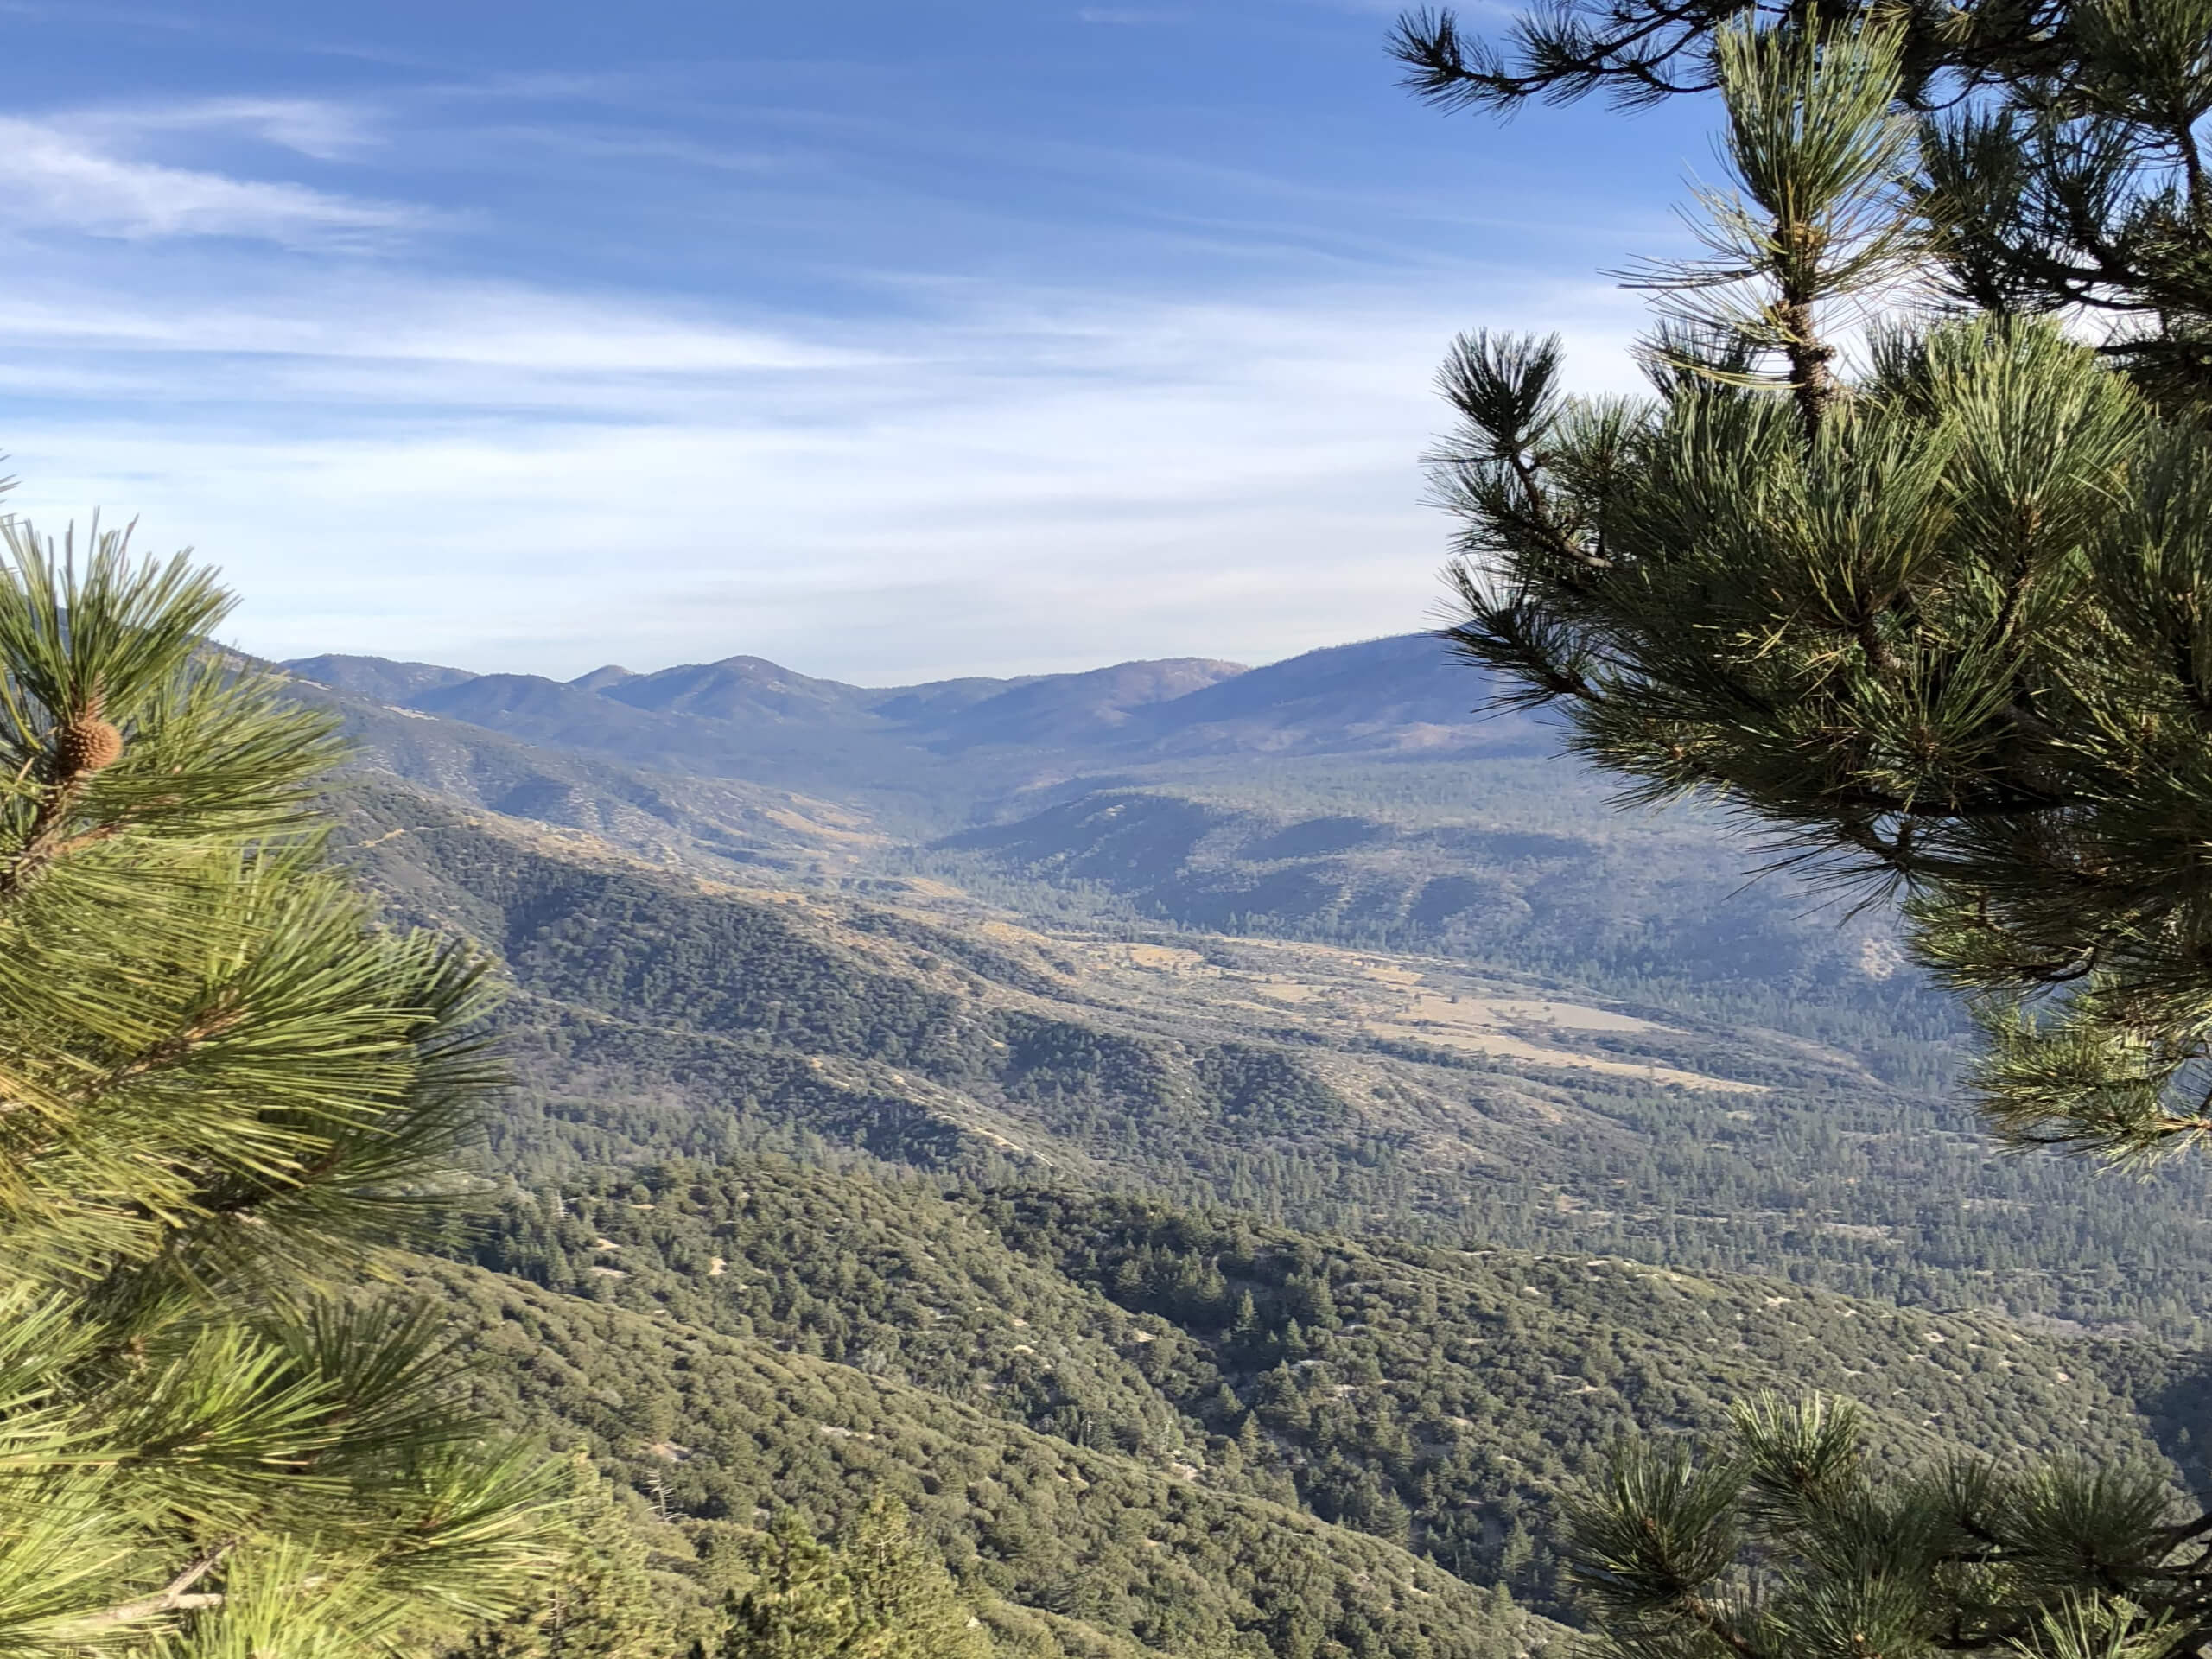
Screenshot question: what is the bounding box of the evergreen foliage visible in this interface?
[424,1248,1569,1659]
[445,1158,2212,1629]
[0,524,557,1649]
[714,1513,857,1659]
[1562,1394,2212,1657]
[1394,0,2212,416]
[712,1498,992,1659]
[448,1459,674,1657]
[1401,0,2212,1648]
[1420,9,2212,1159]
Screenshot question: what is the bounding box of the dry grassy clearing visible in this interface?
[1059,934,1768,1095]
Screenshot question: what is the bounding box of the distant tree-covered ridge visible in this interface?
[339,781,2212,1340]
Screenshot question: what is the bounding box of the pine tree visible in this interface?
[1235,1414,1265,1466]
[0,521,560,1649]
[1228,1289,1262,1353]
[839,1497,990,1659]
[448,1459,671,1657]
[1394,0,2212,1645]
[1414,5,2212,1160]
[715,1514,858,1659]
[713,1501,991,1659]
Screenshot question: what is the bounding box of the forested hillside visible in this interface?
[426,1249,1562,1658]
[271,637,2212,1655]
[455,1159,2211,1617]
[397,1149,2212,1654]
[339,779,2212,1339]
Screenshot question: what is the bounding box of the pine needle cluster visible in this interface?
[1421,12,2212,1161]
[0,519,560,1650]
[1565,1395,2204,1658]
[1401,0,2212,1648]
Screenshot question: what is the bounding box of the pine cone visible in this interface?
[54,713,124,778]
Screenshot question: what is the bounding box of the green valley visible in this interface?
[267,636,2212,1654]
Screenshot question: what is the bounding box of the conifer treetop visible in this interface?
[1427,17,2212,1160]
[0,518,562,1651]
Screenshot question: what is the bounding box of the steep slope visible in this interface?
[340,780,1421,1214]
[1109,635,1543,757]
[597,653,879,724]
[296,659,963,810]
[335,780,2212,1338]
[285,652,479,702]
[273,648,2212,1656]
[405,671,762,774]
[281,674,885,880]
[913,658,1249,750]
[454,1158,2212,1622]
[424,1252,1568,1659]
[931,759,1921,1046]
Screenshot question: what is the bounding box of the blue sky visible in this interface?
[0,0,1712,682]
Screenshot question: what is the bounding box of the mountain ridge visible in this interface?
[267,638,2212,1653]
[283,633,1532,777]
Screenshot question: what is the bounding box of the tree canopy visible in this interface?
[0,521,558,1650]
[1418,10,2212,1161]
[1402,0,2212,1648]
[1392,0,2212,415]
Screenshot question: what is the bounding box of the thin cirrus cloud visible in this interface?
[0,111,415,245]
[3,266,1645,683]
[73,97,387,162]
[0,285,875,381]
[0,3,1699,681]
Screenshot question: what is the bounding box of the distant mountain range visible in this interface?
[279,631,1907,1022]
[286,621,2212,1653]
[284,632,1554,793]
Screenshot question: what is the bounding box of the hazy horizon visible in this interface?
[0,1,1717,683]
[276,621,1443,691]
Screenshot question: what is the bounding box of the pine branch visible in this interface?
[89,997,248,1097]
[73,1545,232,1633]
[0,782,111,901]
[1389,2,1726,112]
[0,531,558,1644]
[1681,1590,1765,1658]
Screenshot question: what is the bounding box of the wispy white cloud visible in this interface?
[79,96,385,161]
[0,266,1645,682]
[0,111,414,246]
[0,283,877,391]
[0,10,1688,682]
